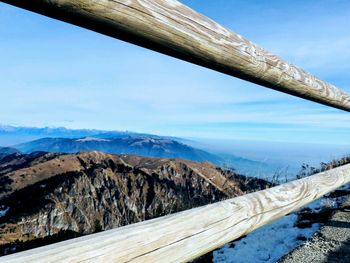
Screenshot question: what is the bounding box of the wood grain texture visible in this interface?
[1,164,349,263]
[2,0,350,111]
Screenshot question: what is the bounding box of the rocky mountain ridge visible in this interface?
[0,151,270,256]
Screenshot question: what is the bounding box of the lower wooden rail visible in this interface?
[1,164,349,263]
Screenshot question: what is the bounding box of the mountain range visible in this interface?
[14,136,223,164]
[0,125,187,146]
[0,125,268,176]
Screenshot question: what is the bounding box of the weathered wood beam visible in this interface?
[2,0,350,111]
[1,164,350,263]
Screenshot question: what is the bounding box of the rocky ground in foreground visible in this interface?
[0,151,271,256]
[279,192,350,263]
[209,182,350,263]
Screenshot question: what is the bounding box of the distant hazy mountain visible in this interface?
[0,125,186,146]
[0,125,98,146]
[15,136,224,164]
[0,147,19,155]
[0,147,20,160]
[216,153,274,178]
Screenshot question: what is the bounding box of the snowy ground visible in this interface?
[213,213,319,263]
[213,193,347,263]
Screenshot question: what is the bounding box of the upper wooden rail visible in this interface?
[1,164,350,263]
[2,0,350,111]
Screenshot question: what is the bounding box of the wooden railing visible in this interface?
[2,164,350,263]
[1,1,350,262]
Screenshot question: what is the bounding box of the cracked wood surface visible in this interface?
[1,164,350,262]
[2,0,350,111]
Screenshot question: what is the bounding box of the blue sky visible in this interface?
[1,0,350,144]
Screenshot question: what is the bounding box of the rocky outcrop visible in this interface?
[0,151,270,255]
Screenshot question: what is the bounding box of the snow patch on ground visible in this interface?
[213,207,319,263]
[213,186,350,263]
